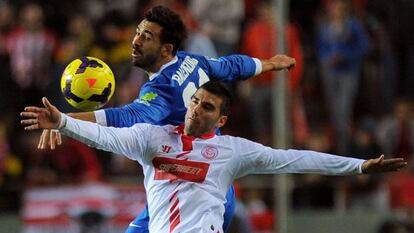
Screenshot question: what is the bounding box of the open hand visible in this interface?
[20,97,62,131]
[361,155,407,173]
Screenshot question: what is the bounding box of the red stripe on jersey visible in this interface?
[169,207,180,223]
[170,215,180,233]
[170,198,179,212]
[153,157,209,183]
[181,135,194,151]
[169,191,181,233]
[169,190,179,202]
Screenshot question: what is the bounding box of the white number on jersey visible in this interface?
[182,68,210,108]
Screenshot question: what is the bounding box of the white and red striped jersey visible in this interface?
[58,114,365,233]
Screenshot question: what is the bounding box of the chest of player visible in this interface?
[149,138,233,183]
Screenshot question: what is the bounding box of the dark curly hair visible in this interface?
[144,5,188,55]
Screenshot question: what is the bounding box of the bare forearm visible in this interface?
[259,55,296,73]
[260,59,277,73]
[67,112,96,123]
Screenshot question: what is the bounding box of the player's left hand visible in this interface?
[361,154,407,173]
[20,97,62,130]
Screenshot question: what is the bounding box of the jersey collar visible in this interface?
[173,125,216,140]
[148,56,178,81]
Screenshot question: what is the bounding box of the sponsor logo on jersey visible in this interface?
[138,92,158,106]
[153,157,209,183]
[201,145,218,160]
[172,56,199,86]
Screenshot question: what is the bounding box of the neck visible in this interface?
[183,128,197,137]
[184,130,216,139]
[182,126,216,139]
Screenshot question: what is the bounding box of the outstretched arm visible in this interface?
[203,53,296,82]
[21,97,152,161]
[231,138,407,178]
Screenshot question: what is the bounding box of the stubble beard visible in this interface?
[132,52,160,72]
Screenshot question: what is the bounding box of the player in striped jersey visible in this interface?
[22,81,406,233]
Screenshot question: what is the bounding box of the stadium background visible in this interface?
[0,0,414,232]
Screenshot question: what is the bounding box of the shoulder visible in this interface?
[131,123,177,135]
[131,122,156,131]
[177,51,195,57]
[219,134,265,150]
[215,134,251,145]
[177,50,208,62]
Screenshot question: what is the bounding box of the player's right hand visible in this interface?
[361,154,407,173]
[269,54,296,71]
[20,97,62,135]
[38,129,62,150]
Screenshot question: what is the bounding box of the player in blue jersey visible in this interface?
[37,5,296,233]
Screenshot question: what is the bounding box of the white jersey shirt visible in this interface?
[58,114,365,233]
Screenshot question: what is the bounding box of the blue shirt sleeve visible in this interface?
[104,84,173,127]
[202,54,258,81]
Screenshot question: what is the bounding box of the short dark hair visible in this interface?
[199,81,233,116]
[144,6,188,55]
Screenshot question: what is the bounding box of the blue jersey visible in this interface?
[98,51,261,127]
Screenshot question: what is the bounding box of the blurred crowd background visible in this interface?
[0,0,414,232]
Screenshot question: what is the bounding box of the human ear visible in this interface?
[162,43,174,56]
[216,116,228,128]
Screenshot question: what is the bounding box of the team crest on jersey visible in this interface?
[201,145,218,160]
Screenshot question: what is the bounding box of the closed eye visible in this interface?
[191,96,200,104]
[202,102,215,111]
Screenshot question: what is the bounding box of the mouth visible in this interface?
[187,115,197,122]
[132,51,141,58]
[132,47,142,58]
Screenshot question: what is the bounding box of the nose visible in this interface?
[191,103,201,115]
[132,34,142,46]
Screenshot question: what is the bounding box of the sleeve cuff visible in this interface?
[57,113,67,130]
[358,160,365,174]
[94,110,108,126]
[253,58,262,76]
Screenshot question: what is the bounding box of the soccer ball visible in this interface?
[61,57,115,111]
